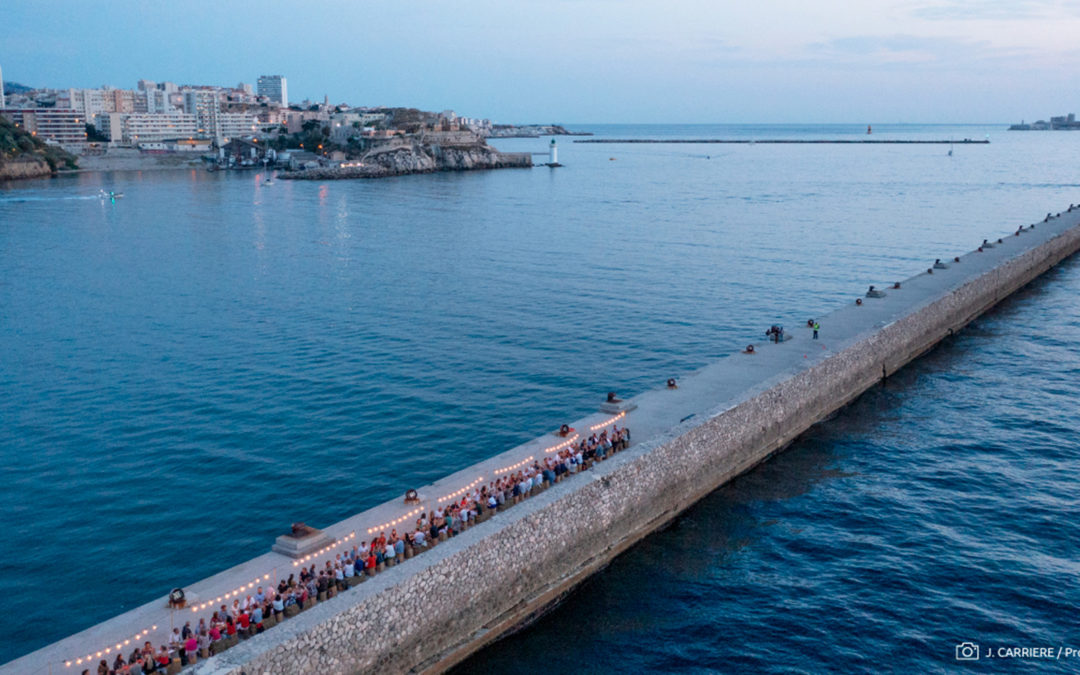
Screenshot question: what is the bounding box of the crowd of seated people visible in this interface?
[82,425,629,674]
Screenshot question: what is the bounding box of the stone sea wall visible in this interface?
[193,218,1080,675]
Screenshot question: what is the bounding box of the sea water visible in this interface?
[1,124,1078,669]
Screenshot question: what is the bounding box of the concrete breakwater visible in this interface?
[575,138,990,144]
[7,207,1080,675]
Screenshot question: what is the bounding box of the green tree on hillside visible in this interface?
[0,116,78,171]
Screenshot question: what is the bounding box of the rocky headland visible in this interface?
[0,115,78,181]
[279,131,532,180]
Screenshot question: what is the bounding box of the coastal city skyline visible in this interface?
[4,0,1080,123]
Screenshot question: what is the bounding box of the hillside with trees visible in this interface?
[0,115,78,180]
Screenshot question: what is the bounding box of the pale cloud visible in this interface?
[804,34,1029,65]
[3,0,1080,122]
[907,0,1080,20]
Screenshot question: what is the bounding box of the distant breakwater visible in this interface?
[575,138,989,144]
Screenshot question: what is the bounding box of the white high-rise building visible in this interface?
[183,89,221,140]
[61,88,108,123]
[257,75,287,107]
[0,63,6,109]
[145,89,174,114]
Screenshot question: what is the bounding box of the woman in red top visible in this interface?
[225,616,238,639]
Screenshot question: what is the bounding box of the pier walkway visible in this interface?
[575,138,989,144]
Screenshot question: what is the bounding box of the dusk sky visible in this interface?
[4,0,1079,123]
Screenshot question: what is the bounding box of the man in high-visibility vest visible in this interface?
[813,321,820,339]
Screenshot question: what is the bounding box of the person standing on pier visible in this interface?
[813,321,820,339]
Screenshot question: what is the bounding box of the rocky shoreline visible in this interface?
[279,137,532,180]
[0,157,54,181]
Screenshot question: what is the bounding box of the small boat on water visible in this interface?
[98,190,124,199]
[264,179,274,185]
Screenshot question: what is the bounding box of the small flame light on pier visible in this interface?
[590,411,626,431]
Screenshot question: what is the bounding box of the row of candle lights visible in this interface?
[590,411,626,431]
[64,412,632,668]
[493,455,534,477]
[437,476,485,504]
[544,434,580,454]
[365,509,424,536]
[65,627,155,668]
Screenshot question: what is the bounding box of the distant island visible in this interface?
[1009,113,1080,130]
[0,115,77,181]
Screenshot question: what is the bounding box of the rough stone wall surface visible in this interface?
[195,222,1080,675]
[0,158,52,181]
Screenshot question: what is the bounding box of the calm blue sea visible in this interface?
[2,124,1079,670]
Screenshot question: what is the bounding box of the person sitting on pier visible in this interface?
[155,646,171,671]
[251,605,265,634]
[207,623,222,649]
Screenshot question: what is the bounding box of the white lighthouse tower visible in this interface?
[549,138,558,165]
